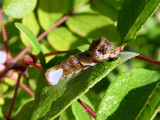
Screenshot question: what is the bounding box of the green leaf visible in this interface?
[37,0,89,30]
[3,0,37,18]
[15,23,46,67]
[136,82,160,120]
[2,0,12,9]
[66,12,121,45]
[79,95,95,111]
[47,27,88,51]
[31,48,138,120]
[117,0,160,45]
[15,23,41,54]
[37,0,65,30]
[118,51,139,65]
[60,107,75,120]
[71,101,90,120]
[91,0,118,21]
[20,12,40,46]
[71,95,94,120]
[96,68,160,120]
[12,101,35,120]
[151,105,160,120]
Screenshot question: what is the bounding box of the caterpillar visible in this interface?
[45,37,120,85]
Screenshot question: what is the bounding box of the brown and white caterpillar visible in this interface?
[45,37,120,85]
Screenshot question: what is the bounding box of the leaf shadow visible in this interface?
[107,80,159,120]
[87,24,121,46]
[38,0,77,14]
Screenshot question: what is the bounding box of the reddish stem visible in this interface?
[13,3,87,63]
[23,59,43,71]
[0,9,11,59]
[44,51,69,57]
[9,74,35,97]
[121,50,160,66]
[77,99,96,118]
[136,55,160,66]
[6,71,22,120]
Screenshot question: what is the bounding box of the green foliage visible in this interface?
[20,12,40,46]
[47,27,88,51]
[3,0,37,18]
[117,0,160,45]
[15,23,46,67]
[37,0,89,30]
[15,49,138,120]
[96,68,160,120]
[72,101,90,120]
[66,12,121,45]
[1,0,160,120]
[15,23,41,54]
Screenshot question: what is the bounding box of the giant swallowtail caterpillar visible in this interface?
[45,37,120,85]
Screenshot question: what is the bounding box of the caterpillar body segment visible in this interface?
[45,37,120,85]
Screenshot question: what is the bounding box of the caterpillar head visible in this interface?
[88,37,120,62]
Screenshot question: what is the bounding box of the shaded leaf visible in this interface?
[96,68,160,120]
[12,101,35,120]
[91,0,118,21]
[136,81,160,120]
[3,0,37,18]
[117,0,160,45]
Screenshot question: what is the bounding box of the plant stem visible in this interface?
[6,71,22,120]
[23,59,43,71]
[13,3,87,63]
[120,50,160,66]
[77,99,96,118]
[0,9,11,59]
[136,55,160,66]
[9,74,35,97]
[44,51,69,57]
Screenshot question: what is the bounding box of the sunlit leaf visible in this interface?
[66,12,121,45]
[3,0,37,18]
[37,0,88,30]
[47,27,88,51]
[20,12,40,46]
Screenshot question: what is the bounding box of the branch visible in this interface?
[6,71,22,120]
[13,3,87,63]
[23,59,43,71]
[9,74,35,98]
[0,9,11,59]
[136,55,160,66]
[121,50,160,66]
[77,99,96,118]
[44,51,69,57]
